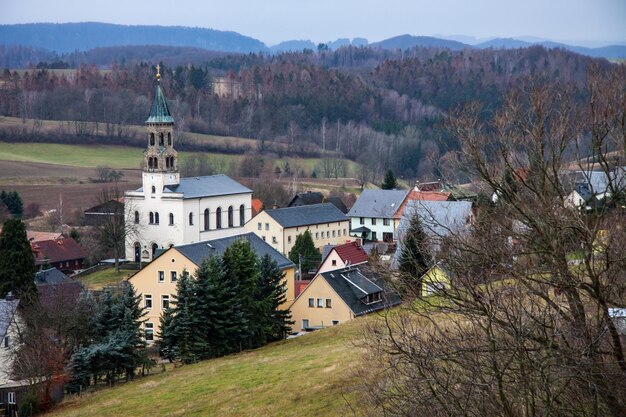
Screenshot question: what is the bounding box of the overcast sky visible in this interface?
[1,0,625,46]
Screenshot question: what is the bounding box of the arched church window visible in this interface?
[159,133,164,146]
[168,132,172,146]
[154,158,158,169]
[151,185,156,194]
[228,206,234,228]
[149,212,154,224]
[150,133,155,146]
[134,211,139,224]
[169,213,174,225]
[154,212,160,224]
[148,158,153,169]
[204,209,210,231]
[151,243,158,257]
[189,212,194,226]
[216,207,222,229]
[239,204,245,226]
[165,157,170,169]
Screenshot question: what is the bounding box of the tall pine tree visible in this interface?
[258,254,293,341]
[0,218,37,303]
[381,169,398,190]
[399,213,431,297]
[288,231,321,273]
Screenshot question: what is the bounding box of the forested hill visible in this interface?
[0,22,268,54]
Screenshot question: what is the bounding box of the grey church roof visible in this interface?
[161,174,252,199]
[174,232,294,270]
[264,203,348,228]
[146,84,174,124]
[0,297,19,340]
[320,267,401,316]
[347,189,409,219]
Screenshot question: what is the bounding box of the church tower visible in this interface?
[143,65,179,195]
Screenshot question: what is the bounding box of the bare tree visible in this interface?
[359,71,626,417]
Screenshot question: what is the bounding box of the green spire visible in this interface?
[146,66,174,124]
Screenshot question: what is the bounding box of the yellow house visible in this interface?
[244,203,352,256]
[421,264,451,297]
[129,232,296,339]
[289,266,401,331]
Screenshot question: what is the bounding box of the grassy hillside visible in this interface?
[46,317,369,417]
[77,267,131,290]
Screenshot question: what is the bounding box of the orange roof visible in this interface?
[333,241,368,265]
[395,191,452,218]
[251,198,263,217]
[27,231,63,243]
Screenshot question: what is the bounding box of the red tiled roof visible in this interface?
[32,238,87,265]
[251,198,263,217]
[333,241,368,265]
[395,190,452,218]
[294,280,311,298]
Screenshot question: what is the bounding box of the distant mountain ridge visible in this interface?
[0,22,625,60]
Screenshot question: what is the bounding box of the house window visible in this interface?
[308,298,314,307]
[326,231,330,238]
[332,260,337,266]
[332,230,336,238]
[317,298,324,308]
[8,392,15,404]
[158,271,165,283]
[288,236,292,244]
[372,231,377,241]
[364,292,382,304]
[149,212,154,224]
[216,207,222,229]
[332,320,339,326]
[343,229,347,236]
[134,211,140,224]
[171,271,177,282]
[154,212,160,224]
[371,218,377,226]
[189,212,193,226]
[262,236,266,241]
[145,323,154,341]
[162,295,170,310]
[302,319,309,329]
[204,209,210,230]
[316,232,319,239]
[359,217,364,225]
[265,223,269,231]
[169,213,174,225]
[257,222,262,230]
[272,236,277,244]
[383,218,390,226]
[239,204,245,226]
[326,299,332,308]
[151,185,156,194]
[145,294,152,309]
[228,206,234,228]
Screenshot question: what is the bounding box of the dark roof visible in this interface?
[162,174,252,199]
[320,267,401,316]
[288,191,324,206]
[32,238,87,265]
[0,297,19,340]
[174,232,295,270]
[326,196,348,214]
[265,203,348,228]
[84,199,124,214]
[146,83,174,124]
[347,189,409,219]
[35,268,73,285]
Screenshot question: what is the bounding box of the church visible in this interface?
[124,67,252,262]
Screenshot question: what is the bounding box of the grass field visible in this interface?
[78,267,132,290]
[46,316,371,417]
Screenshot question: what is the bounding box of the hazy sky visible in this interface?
[1,0,625,46]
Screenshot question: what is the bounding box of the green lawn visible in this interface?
[78,267,131,290]
[46,317,370,417]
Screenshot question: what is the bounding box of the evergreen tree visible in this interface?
[0,218,37,303]
[221,239,261,350]
[399,213,431,296]
[288,231,321,273]
[258,254,293,341]
[381,169,398,190]
[194,257,228,358]
[0,190,23,218]
[115,283,149,379]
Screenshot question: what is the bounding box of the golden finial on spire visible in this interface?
[155,64,161,81]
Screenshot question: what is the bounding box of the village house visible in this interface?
[244,203,351,256]
[129,233,295,338]
[31,237,87,274]
[347,189,409,242]
[287,191,348,213]
[289,266,401,331]
[124,68,252,262]
[318,241,369,275]
[83,199,124,227]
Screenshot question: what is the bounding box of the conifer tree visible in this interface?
[0,218,37,303]
[194,257,227,358]
[258,254,293,341]
[398,213,431,296]
[381,169,398,190]
[288,231,321,273]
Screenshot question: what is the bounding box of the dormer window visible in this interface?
[363,292,382,305]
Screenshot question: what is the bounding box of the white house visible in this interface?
[347,189,409,242]
[124,68,252,261]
